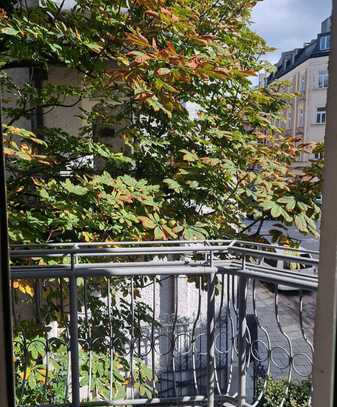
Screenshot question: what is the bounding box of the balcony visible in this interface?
[10,240,318,407]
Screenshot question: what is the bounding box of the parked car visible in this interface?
[260,246,316,292]
[315,194,322,207]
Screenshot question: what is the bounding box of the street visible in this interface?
[245,219,320,252]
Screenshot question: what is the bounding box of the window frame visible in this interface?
[316,107,327,124]
[299,74,306,92]
[298,106,305,127]
[318,69,329,88]
[320,34,331,50]
[286,109,292,129]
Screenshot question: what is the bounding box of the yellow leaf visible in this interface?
[25,285,34,297]
[82,231,93,242]
[20,367,31,380]
[37,368,47,383]
[13,280,34,297]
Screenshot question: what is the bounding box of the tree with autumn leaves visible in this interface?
[0,0,322,245]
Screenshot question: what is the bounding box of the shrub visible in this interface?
[258,377,311,407]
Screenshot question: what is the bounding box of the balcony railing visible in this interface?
[10,240,319,407]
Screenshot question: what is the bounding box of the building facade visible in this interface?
[268,17,331,165]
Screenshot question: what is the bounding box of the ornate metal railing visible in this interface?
[10,240,318,407]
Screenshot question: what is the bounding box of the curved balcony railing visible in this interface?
[9,240,318,407]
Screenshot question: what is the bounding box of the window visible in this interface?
[316,107,326,124]
[320,35,331,50]
[318,70,329,88]
[287,110,292,129]
[314,152,322,160]
[299,74,306,92]
[298,107,304,127]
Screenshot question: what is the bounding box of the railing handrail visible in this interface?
[10,261,318,291]
[229,246,319,266]
[9,245,229,258]
[9,239,319,266]
[232,239,319,255]
[11,239,318,406]
[9,239,231,249]
[9,238,319,256]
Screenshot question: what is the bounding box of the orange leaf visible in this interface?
[134,54,152,64]
[160,7,172,16]
[134,92,154,101]
[145,10,159,18]
[152,38,158,49]
[13,280,34,297]
[126,32,150,48]
[138,216,156,229]
[119,194,133,203]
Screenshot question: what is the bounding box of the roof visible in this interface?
[268,18,331,83]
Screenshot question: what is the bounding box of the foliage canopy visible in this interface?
[0,0,322,245]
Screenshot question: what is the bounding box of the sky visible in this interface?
[251,0,332,64]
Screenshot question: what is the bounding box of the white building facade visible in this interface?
[268,17,331,165]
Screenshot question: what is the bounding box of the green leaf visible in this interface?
[180,149,198,162]
[280,209,292,223]
[96,171,114,186]
[39,189,50,200]
[271,204,282,218]
[261,201,275,211]
[297,201,308,211]
[84,41,103,53]
[154,226,165,240]
[294,214,308,233]
[62,179,88,196]
[120,175,137,188]
[1,27,19,36]
[183,224,207,240]
[146,96,172,118]
[163,178,183,193]
[277,196,296,211]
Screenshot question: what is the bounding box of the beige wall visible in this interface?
[44,66,96,137]
[2,65,129,172]
[4,68,32,131]
[306,58,328,145]
[275,55,329,164]
[3,66,95,137]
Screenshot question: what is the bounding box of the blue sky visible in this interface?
[251,0,332,63]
